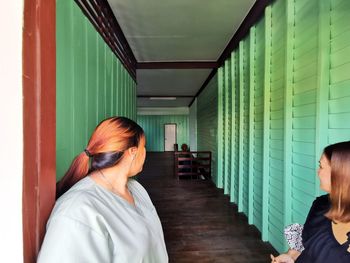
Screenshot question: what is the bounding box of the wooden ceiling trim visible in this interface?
[190,0,271,106]
[138,95,194,98]
[137,61,219,69]
[75,0,137,80]
[217,0,271,65]
[189,69,217,106]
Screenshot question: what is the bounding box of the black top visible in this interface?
[296,194,350,263]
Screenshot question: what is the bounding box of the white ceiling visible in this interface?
[137,69,211,96]
[108,0,256,107]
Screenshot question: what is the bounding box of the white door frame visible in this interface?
[164,123,177,151]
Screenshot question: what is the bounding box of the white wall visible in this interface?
[189,99,197,151]
[0,1,24,262]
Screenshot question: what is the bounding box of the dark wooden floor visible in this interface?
[138,152,277,263]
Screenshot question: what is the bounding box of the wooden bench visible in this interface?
[174,151,211,180]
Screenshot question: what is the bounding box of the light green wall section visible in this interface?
[197,75,218,185]
[189,100,198,151]
[137,115,189,152]
[56,0,136,180]
[223,59,232,196]
[251,17,265,233]
[206,0,350,253]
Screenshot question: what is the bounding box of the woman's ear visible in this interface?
[128,147,138,157]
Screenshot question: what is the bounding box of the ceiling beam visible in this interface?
[137,61,219,70]
[75,0,137,80]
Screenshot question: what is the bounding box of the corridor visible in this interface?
[138,152,277,263]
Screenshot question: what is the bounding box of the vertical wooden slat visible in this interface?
[217,67,224,188]
[315,0,331,196]
[283,0,294,243]
[238,42,244,212]
[248,26,256,225]
[230,51,236,203]
[224,60,230,194]
[262,5,272,242]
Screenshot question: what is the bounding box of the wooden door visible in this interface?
[164,124,177,151]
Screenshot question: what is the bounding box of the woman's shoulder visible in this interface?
[314,194,330,203]
[128,178,146,192]
[311,194,330,210]
[128,179,154,206]
[303,194,330,229]
[51,177,100,219]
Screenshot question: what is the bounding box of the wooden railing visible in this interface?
[174,151,211,180]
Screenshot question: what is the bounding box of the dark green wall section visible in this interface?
[56,0,136,180]
[137,115,189,152]
[197,76,218,185]
[202,0,350,253]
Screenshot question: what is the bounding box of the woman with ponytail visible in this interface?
[38,117,168,263]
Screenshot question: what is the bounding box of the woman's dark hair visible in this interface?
[323,141,350,222]
[56,117,144,198]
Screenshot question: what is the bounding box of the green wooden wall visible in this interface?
[197,76,218,185]
[56,0,136,180]
[137,115,189,152]
[213,0,350,253]
[189,100,198,151]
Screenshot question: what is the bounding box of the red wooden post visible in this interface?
[23,0,56,261]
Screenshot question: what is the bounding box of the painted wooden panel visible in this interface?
[189,100,198,151]
[251,17,265,232]
[196,0,350,253]
[241,36,251,217]
[56,0,136,180]
[137,115,189,152]
[224,59,232,195]
[231,51,240,205]
[197,76,218,184]
[217,68,225,188]
[266,0,287,251]
[329,0,350,145]
[290,0,319,227]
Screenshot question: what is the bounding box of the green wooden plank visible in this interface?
[293,104,316,117]
[230,51,236,203]
[217,67,224,188]
[316,0,331,198]
[329,112,350,128]
[330,62,350,83]
[329,96,350,113]
[224,60,230,195]
[331,28,350,53]
[293,141,315,155]
[293,90,317,106]
[283,0,294,238]
[262,5,272,242]
[248,26,256,224]
[292,129,316,143]
[293,116,316,129]
[238,42,244,212]
[292,153,315,169]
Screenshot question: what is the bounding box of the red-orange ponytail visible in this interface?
[56,117,144,199]
[56,152,90,199]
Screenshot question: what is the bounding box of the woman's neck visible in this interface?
[331,220,350,245]
[90,165,135,205]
